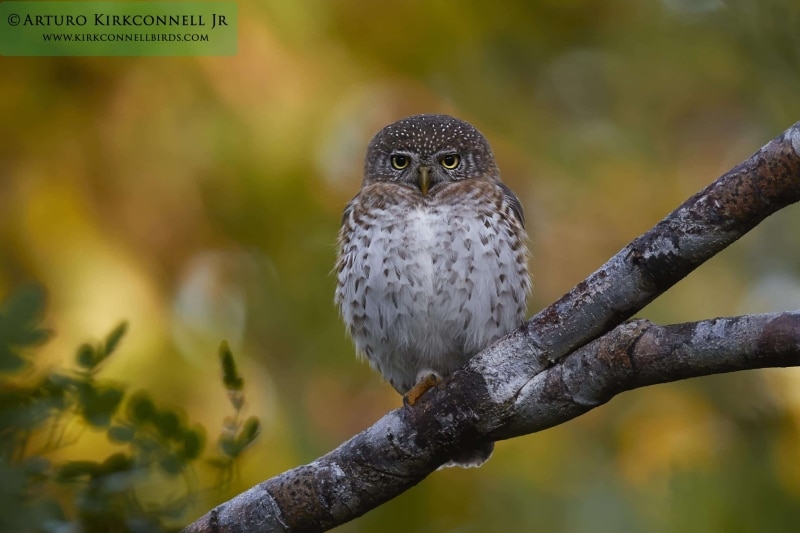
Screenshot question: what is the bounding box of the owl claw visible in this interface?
[403,373,442,408]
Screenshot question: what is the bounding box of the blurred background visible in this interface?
[2,0,800,531]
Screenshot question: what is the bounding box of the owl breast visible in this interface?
[336,181,530,394]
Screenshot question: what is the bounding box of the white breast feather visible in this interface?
[337,194,528,394]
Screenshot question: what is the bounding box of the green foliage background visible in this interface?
[2,0,800,531]
[0,286,260,531]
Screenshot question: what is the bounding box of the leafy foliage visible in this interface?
[208,341,260,483]
[0,285,260,532]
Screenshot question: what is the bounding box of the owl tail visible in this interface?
[439,441,494,469]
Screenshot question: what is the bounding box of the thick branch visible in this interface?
[476,121,800,426]
[186,124,800,532]
[496,312,800,436]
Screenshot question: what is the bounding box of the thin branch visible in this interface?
[185,123,800,532]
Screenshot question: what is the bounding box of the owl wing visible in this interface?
[340,195,357,227]
[498,182,525,228]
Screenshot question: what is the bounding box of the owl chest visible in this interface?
[360,204,499,318]
[337,195,527,389]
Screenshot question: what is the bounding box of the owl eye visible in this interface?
[440,154,461,169]
[390,155,409,170]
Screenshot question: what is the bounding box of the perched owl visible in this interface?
[335,114,530,467]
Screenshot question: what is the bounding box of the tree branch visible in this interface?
[492,312,800,437]
[185,123,800,532]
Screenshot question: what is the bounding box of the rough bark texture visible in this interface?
[185,123,800,533]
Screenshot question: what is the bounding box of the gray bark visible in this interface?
[185,123,800,533]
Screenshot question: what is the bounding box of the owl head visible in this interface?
[363,114,499,195]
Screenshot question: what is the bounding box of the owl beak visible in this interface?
[418,166,431,195]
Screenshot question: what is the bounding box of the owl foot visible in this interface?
[403,373,442,408]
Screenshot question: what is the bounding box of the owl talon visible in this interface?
[403,373,442,407]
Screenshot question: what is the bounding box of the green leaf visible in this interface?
[80,384,124,428]
[4,283,46,322]
[75,343,96,369]
[218,341,243,391]
[108,424,136,443]
[0,283,51,348]
[219,435,240,458]
[180,427,206,460]
[103,321,128,357]
[153,409,182,440]
[0,284,51,371]
[100,452,134,475]
[237,416,260,448]
[220,417,260,459]
[0,346,28,372]
[127,391,155,423]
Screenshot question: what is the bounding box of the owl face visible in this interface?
[363,114,499,195]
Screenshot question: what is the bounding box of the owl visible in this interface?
[335,114,530,467]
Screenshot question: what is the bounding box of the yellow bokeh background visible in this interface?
[3,0,800,531]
